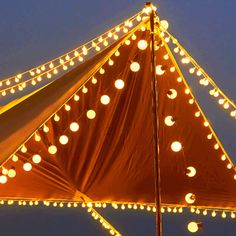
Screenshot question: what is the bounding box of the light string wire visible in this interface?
[164,30,236,112]
[0,10,144,87]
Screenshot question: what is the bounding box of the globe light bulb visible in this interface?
[32,154,42,164]
[187,222,199,233]
[130,62,140,72]
[115,79,125,89]
[100,95,110,105]
[86,110,96,119]
[70,122,79,132]
[185,193,196,204]
[0,175,7,184]
[23,162,32,172]
[59,135,69,145]
[137,40,148,50]
[48,145,57,155]
[8,168,16,178]
[164,116,175,126]
[160,20,169,31]
[171,141,182,152]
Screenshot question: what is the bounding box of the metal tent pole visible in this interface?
[146,2,162,236]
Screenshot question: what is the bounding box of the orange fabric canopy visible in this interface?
[0,26,235,211]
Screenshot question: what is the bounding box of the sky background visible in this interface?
[0,0,235,235]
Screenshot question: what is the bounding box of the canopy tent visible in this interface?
[0,3,235,236]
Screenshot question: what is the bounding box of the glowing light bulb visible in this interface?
[114,79,124,89]
[82,86,88,93]
[47,73,52,79]
[49,62,54,68]
[218,98,225,105]
[65,104,71,111]
[189,68,195,74]
[8,168,16,178]
[103,40,108,46]
[131,34,136,40]
[185,88,190,94]
[70,122,79,132]
[179,50,185,56]
[74,51,79,57]
[223,102,229,109]
[156,65,166,75]
[100,95,110,105]
[23,162,32,172]
[163,54,169,60]
[222,212,226,218]
[130,62,140,72]
[195,111,200,117]
[207,133,213,139]
[82,46,88,55]
[212,211,216,217]
[125,39,131,45]
[196,70,202,76]
[21,145,27,153]
[187,222,199,233]
[185,193,196,204]
[136,15,142,22]
[167,89,177,99]
[227,163,232,169]
[32,154,42,164]
[230,110,236,117]
[91,77,97,84]
[2,168,8,175]
[43,124,49,133]
[63,65,68,71]
[174,47,179,53]
[115,50,120,57]
[54,114,60,122]
[204,121,209,127]
[59,135,69,145]
[221,155,226,161]
[87,110,96,119]
[186,167,196,177]
[171,141,182,152]
[12,155,18,162]
[48,145,57,154]
[164,116,175,126]
[160,20,169,31]
[108,59,114,66]
[137,40,148,50]
[177,77,182,83]
[189,98,194,104]
[99,68,105,74]
[0,175,7,184]
[213,90,219,97]
[74,94,80,101]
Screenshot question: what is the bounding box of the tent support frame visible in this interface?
[148,3,163,236]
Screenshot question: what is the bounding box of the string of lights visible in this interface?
[159,27,236,119]
[0,11,149,99]
[86,207,122,236]
[1,199,236,220]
